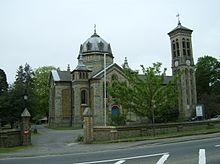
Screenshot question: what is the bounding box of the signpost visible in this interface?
[196,104,204,120]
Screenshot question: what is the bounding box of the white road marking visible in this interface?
[74,152,169,164]
[215,144,220,147]
[156,153,170,164]
[199,149,206,164]
[67,143,78,146]
[114,160,125,164]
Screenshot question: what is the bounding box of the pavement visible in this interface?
[1,125,220,159]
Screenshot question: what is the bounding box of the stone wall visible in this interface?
[0,129,21,147]
[93,120,220,141]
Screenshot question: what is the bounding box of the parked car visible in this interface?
[210,115,220,121]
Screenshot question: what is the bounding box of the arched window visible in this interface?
[81,90,87,104]
[186,39,190,48]
[176,39,179,49]
[111,74,118,82]
[186,39,191,56]
[86,42,91,51]
[172,40,176,50]
[172,40,176,57]
[98,41,104,50]
[183,49,186,56]
[182,38,185,48]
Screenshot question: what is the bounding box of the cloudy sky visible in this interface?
[1,0,220,83]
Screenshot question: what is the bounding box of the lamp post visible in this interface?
[152,99,156,137]
[104,53,107,126]
[24,94,28,109]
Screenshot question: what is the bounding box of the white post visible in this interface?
[104,53,107,126]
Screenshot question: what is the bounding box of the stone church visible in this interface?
[48,21,197,127]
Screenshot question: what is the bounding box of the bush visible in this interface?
[111,114,126,126]
[76,135,84,142]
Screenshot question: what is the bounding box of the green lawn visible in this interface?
[0,145,32,154]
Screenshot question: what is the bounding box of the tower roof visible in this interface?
[168,21,193,36]
[79,30,113,56]
[122,57,130,69]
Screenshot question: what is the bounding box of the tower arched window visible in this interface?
[98,41,104,51]
[182,38,186,48]
[79,72,82,79]
[87,42,91,51]
[186,39,191,56]
[81,90,87,104]
[186,39,190,48]
[172,40,176,57]
[176,39,179,49]
[176,39,180,56]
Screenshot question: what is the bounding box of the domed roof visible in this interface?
[79,31,113,56]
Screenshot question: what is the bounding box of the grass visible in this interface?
[44,125,82,130]
[0,145,32,154]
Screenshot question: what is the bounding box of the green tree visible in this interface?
[0,69,8,94]
[196,56,220,96]
[32,66,58,120]
[6,64,35,126]
[109,62,179,123]
[0,69,9,125]
[195,55,220,118]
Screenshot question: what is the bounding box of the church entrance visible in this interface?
[111,105,120,117]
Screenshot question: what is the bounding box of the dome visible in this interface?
[79,32,113,56]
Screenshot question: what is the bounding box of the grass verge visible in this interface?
[0,145,32,154]
[44,125,82,130]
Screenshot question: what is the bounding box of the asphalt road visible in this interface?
[0,132,220,164]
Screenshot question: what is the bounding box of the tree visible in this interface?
[0,69,8,95]
[32,66,58,119]
[196,56,220,96]
[0,69,9,125]
[195,55,220,118]
[109,62,179,123]
[6,64,35,126]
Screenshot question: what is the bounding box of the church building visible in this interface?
[48,21,197,127]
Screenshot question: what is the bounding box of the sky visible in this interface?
[1,0,220,83]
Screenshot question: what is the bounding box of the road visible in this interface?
[0,132,220,164]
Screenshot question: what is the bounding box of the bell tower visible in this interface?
[168,18,197,120]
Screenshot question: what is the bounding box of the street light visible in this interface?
[152,99,156,136]
[104,53,107,126]
[24,94,28,109]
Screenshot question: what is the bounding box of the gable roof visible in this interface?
[50,70,71,82]
[138,74,173,84]
[92,63,124,79]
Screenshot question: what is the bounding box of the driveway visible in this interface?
[3,125,83,157]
